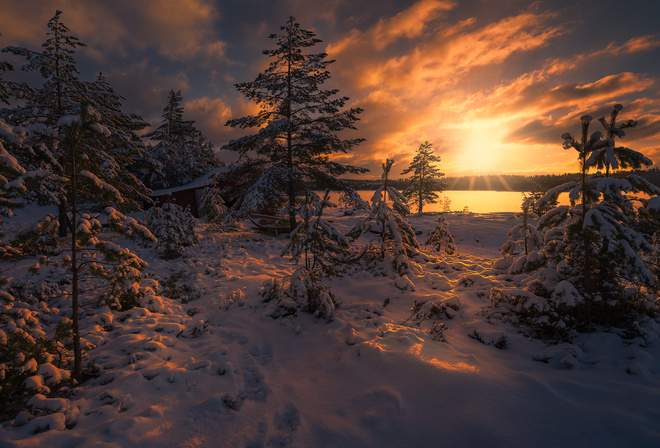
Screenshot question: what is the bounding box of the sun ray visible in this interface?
[496,174,513,191]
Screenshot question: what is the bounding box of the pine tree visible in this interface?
[492,105,660,338]
[348,159,422,290]
[222,16,367,230]
[1,11,155,386]
[2,10,87,236]
[145,202,198,259]
[279,191,350,317]
[497,196,544,274]
[426,215,456,255]
[145,90,196,144]
[144,90,217,189]
[57,101,155,381]
[401,141,445,214]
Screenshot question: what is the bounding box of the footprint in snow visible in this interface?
[238,366,270,401]
[249,343,273,365]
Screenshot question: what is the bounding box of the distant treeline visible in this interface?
[339,169,660,192]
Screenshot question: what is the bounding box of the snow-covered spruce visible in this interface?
[145,202,198,260]
[348,159,423,291]
[495,195,544,274]
[490,105,660,338]
[142,90,218,190]
[0,118,73,423]
[262,191,350,319]
[221,16,367,231]
[425,215,457,255]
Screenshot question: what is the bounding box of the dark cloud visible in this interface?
[1,0,659,175]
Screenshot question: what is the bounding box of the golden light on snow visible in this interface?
[408,343,479,374]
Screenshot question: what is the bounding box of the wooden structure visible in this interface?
[150,167,229,218]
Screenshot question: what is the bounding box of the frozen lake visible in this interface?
[345,190,570,214]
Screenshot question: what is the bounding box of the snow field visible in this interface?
[1,211,660,447]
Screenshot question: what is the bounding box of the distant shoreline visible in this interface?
[338,169,660,192]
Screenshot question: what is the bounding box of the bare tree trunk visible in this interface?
[58,201,70,237]
[70,136,82,383]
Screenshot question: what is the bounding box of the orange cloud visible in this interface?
[605,35,660,55]
[185,96,232,135]
[372,0,456,48]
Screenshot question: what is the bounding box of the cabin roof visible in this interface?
[152,166,230,197]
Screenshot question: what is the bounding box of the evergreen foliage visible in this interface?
[199,185,227,225]
[401,141,445,214]
[143,90,217,189]
[145,202,198,260]
[0,116,70,420]
[82,73,153,211]
[2,10,87,235]
[283,191,351,277]
[58,101,155,380]
[426,215,456,255]
[491,105,660,339]
[349,159,422,290]
[591,104,649,177]
[222,16,367,230]
[262,191,350,319]
[0,279,72,422]
[2,11,152,236]
[497,196,544,274]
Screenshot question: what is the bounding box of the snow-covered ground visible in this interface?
[2,209,660,448]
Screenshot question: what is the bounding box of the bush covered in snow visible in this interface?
[0,280,71,421]
[146,202,198,259]
[199,186,227,227]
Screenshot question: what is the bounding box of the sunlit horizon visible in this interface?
[1,1,659,178]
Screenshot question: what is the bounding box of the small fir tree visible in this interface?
[426,215,456,255]
[278,191,350,317]
[145,202,198,259]
[401,141,445,214]
[497,196,544,274]
[348,159,422,290]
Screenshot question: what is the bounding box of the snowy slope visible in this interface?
[1,210,660,448]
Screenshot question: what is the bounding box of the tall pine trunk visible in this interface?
[70,150,81,382]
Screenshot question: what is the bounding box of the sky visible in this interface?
[1,0,660,178]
